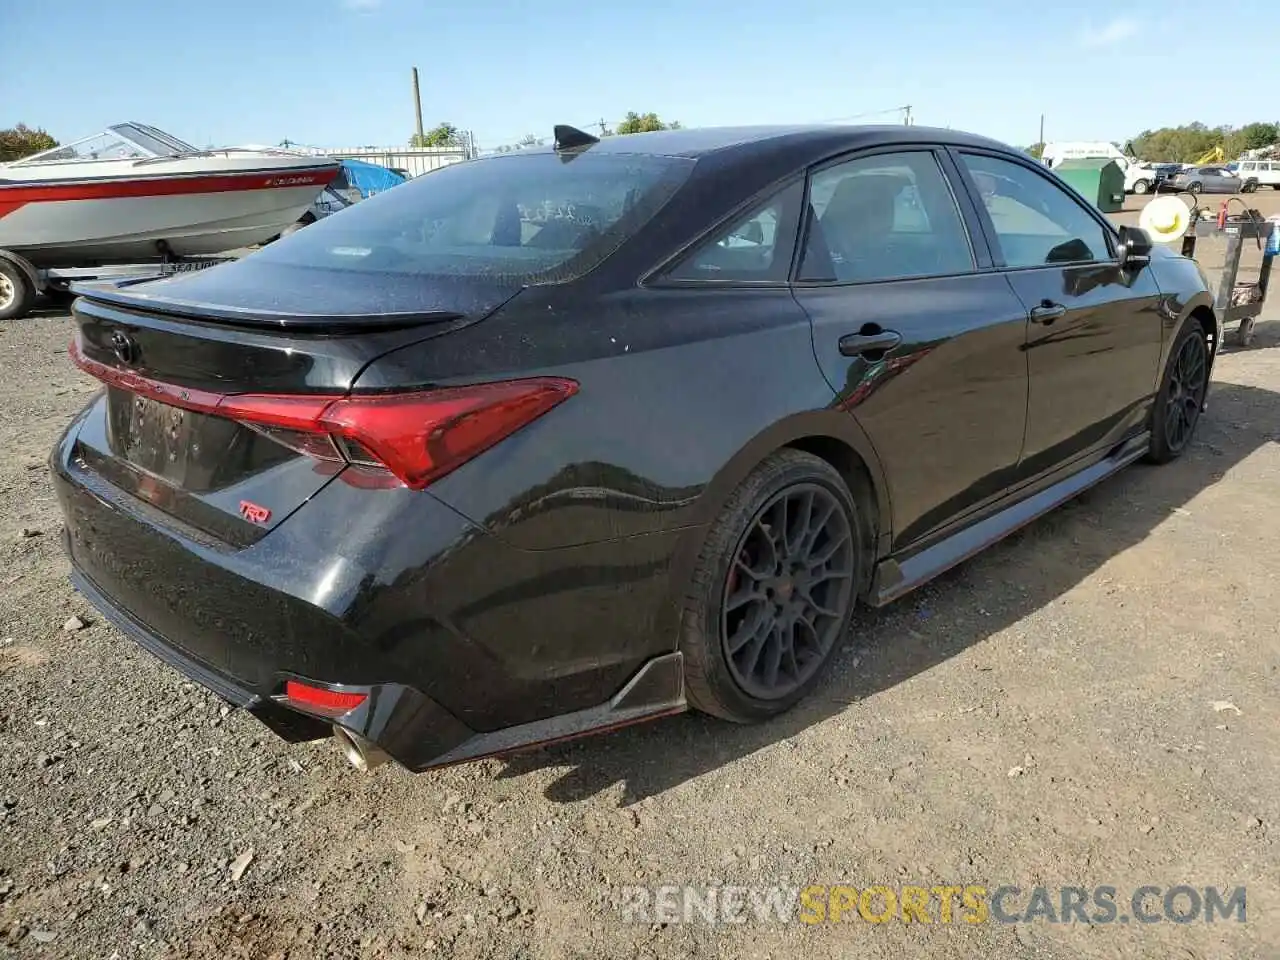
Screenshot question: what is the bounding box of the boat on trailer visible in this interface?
[0,122,340,319]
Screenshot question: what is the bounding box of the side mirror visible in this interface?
[1116,225,1152,268]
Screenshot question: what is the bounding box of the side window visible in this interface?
[959,152,1112,268]
[665,190,791,282]
[799,151,974,283]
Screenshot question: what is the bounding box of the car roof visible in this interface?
[521,124,1016,161]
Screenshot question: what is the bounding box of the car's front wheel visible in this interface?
[1241,179,1258,193]
[1133,179,1151,195]
[1187,181,1203,195]
[1147,318,1210,464]
[680,450,864,723]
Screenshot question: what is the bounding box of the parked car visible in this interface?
[51,124,1220,773]
[1166,166,1241,194]
[1232,159,1280,192]
[1121,159,1179,195]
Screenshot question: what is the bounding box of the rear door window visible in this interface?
[799,150,975,283]
[253,151,695,283]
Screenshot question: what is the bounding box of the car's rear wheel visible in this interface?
[1147,318,1210,464]
[680,449,863,723]
[1187,181,1202,195]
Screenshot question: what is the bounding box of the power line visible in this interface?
[812,105,913,125]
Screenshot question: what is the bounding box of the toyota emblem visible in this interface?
[110,330,138,365]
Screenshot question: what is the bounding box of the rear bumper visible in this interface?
[70,553,685,769]
[51,403,689,770]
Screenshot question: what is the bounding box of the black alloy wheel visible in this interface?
[1163,330,1208,455]
[721,482,855,700]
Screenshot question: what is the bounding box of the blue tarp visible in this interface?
[340,159,406,199]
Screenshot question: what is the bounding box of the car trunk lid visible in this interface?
[68,270,525,544]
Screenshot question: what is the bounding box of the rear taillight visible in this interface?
[70,340,577,489]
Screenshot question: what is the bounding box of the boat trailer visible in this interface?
[0,247,232,321]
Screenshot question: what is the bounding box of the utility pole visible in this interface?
[903,105,912,126]
[1039,113,1045,147]
[411,67,425,143]
[594,118,609,136]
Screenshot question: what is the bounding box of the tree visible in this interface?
[410,122,462,148]
[1026,142,1045,160]
[1121,121,1280,163]
[614,112,680,135]
[0,123,58,162]
[1227,121,1279,156]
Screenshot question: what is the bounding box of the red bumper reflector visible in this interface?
[283,680,367,713]
[68,339,578,489]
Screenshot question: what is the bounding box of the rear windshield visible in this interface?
[254,151,695,283]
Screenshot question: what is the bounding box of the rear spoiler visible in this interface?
[70,280,466,332]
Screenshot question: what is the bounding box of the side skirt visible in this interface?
[868,431,1151,607]
[416,652,687,771]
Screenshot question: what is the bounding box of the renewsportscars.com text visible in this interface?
[616,884,1246,926]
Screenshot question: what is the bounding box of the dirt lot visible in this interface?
[1,200,1278,959]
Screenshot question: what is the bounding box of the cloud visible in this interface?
[341,0,382,9]
[1079,16,1140,47]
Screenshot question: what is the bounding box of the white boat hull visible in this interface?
[0,152,339,268]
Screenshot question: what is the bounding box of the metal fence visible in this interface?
[291,144,473,178]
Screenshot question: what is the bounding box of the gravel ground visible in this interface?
[1,272,1278,957]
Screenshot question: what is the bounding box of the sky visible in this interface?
[1,0,1271,153]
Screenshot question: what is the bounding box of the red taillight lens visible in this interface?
[316,379,577,488]
[283,680,366,713]
[69,340,578,488]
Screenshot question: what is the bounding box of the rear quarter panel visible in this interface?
[352,285,864,551]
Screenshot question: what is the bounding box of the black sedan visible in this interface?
[52,124,1220,773]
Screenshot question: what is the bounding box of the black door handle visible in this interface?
[1029,302,1067,324]
[838,330,901,357]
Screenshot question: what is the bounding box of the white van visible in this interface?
[1041,141,1126,167]
[1233,159,1280,191]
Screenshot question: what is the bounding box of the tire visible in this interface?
[1133,180,1151,196]
[1242,179,1258,194]
[679,449,866,723]
[1147,317,1210,464]
[1187,181,1202,195]
[0,260,35,321]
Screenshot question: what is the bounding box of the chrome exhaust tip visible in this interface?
[332,725,390,772]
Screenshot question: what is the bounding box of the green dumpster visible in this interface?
[1053,158,1125,213]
